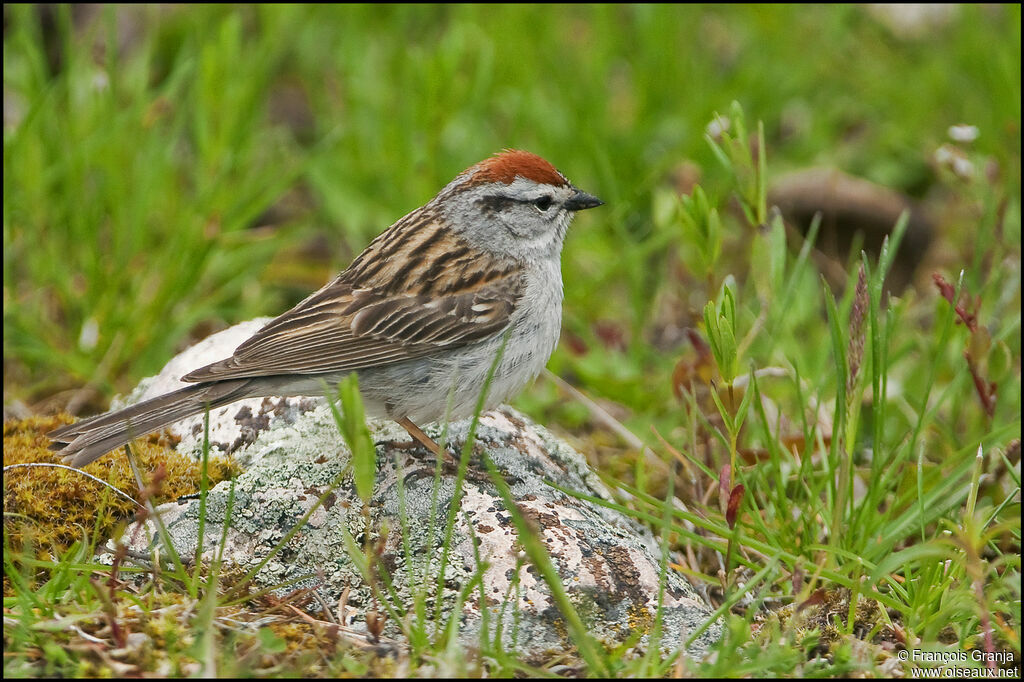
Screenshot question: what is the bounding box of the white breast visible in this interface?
[355,259,563,424]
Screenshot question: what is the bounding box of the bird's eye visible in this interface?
[533,196,553,211]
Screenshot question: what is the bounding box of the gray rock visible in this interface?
[117,321,721,661]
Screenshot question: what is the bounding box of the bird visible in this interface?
[49,150,603,467]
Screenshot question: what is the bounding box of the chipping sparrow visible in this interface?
[50,150,603,467]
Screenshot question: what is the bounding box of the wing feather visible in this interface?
[183,218,524,383]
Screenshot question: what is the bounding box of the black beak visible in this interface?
[564,188,604,212]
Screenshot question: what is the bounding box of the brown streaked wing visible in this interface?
[183,220,524,383]
[349,279,520,346]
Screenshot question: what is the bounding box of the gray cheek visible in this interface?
[499,210,537,238]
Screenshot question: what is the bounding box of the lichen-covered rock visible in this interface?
[114,320,721,660]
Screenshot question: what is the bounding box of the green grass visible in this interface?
[4,4,1021,678]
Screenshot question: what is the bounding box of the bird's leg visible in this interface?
[394,417,496,484]
[394,417,467,480]
[395,417,445,458]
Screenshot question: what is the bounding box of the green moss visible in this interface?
[3,414,241,573]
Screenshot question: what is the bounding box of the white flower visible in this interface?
[78,317,99,352]
[934,145,955,165]
[952,156,974,179]
[706,116,730,140]
[933,144,975,180]
[948,124,979,143]
[91,70,110,92]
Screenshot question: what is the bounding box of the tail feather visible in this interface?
[49,379,255,468]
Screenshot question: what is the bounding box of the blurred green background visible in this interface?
[3,3,1021,426]
[3,6,1021,675]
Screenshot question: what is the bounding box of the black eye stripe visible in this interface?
[477,194,556,214]
[477,195,517,214]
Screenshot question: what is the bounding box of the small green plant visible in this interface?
[331,374,377,505]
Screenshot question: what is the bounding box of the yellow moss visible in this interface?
[3,414,241,574]
[772,603,797,628]
[269,621,319,653]
[819,623,843,648]
[762,587,896,661]
[626,602,654,635]
[550,615,569,643]
[854,596,881,626]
